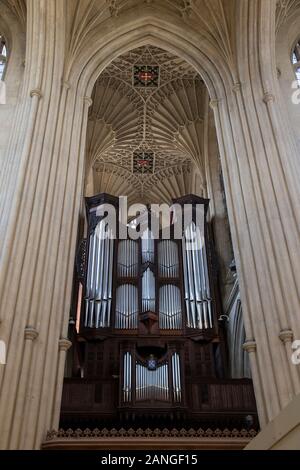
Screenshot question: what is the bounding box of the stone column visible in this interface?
[211,0,300,425]
[51,338,72,431]
[0,0,90,449]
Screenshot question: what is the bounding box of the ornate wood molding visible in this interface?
[43,427,257,450]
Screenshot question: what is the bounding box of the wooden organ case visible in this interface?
[61,194,257,430]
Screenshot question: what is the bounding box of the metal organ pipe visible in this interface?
[118,240,138,277]
[123,352,132,403]
[125,354,180,404]
[135,362,169,401]
[141,229,154,264]
[142,268,155,312]
[158,241,179,278]
[115,284,138,329]
[159,285,182,330]
[182,222,213,330]
[171,353,182,403]
[84,218,114,328]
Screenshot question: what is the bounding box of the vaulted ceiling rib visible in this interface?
[87,45,207,203]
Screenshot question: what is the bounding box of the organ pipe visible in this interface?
[123,352,132,402]
[182,222,213,330]
[141,229,154,264]
[158,240,179,278]
[171,352,182,403]
[135,362,169,402]
[84,218,114,328]
[142,268,156,312]
[159,284,182,330]
[115,284,138,329]
[122,356,182,403]
[118,240,139,277]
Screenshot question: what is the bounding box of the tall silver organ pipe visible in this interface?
[171,352,182,403]
[141,229,155,264]
[115,284,138,329]
[182,222,212,330]
[158,241,179,278]
[118,240,139,277]
[142,268,156,312]
[135,362,169,401]
[84,219,114,328]
[159,285,182,330]
[123,352,132,403]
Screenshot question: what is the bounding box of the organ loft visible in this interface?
[61,193,257,430]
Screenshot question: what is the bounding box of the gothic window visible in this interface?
[0,35,7,80]
[292,39,300,86]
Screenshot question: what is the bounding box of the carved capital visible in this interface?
[243,340,257,354]
[62,81,71,91]
[59,338,72,352]
[209,99,220,110]
[279,329,293,344]
[263,92,275,104]
[232,82,242,94]
[24,327,39,341]
[83,96,93,108]
[30,89,43,99]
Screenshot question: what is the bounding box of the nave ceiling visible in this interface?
[4,0,300,205]
[87,45,207,204]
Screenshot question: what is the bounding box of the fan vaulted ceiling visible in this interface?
[87,45,207,204]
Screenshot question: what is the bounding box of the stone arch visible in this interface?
[0,2,26,249]
[3,2,300,449]
[65,10,236,102]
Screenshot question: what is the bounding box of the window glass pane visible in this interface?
[0,35,7,80]
[296,67,300,86]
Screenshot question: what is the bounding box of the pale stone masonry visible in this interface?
[0,0,300,449]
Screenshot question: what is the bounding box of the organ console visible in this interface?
[62,193,257,430]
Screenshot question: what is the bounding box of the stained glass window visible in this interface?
[0,35,7,80]
[292,39,300,87]
[133,65,159,88]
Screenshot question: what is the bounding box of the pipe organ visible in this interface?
[64,194,257,430]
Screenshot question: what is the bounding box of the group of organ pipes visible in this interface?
[67,193,256,427]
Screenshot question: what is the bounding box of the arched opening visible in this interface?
[60,39,257,432]
[3,1,300,450]
[292,38,300,86]
[0,34,7,80]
